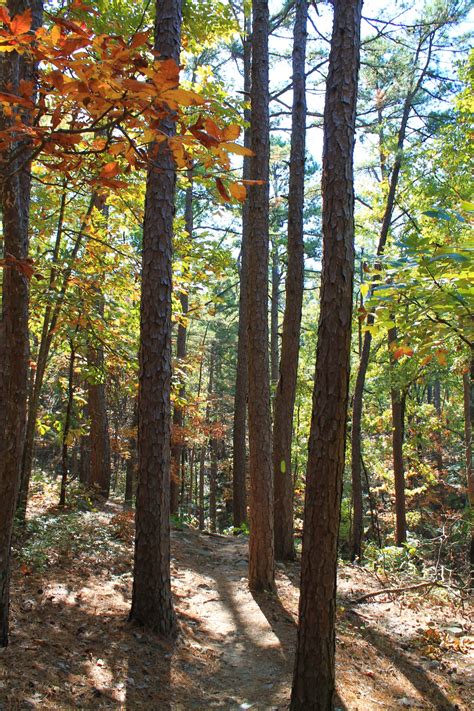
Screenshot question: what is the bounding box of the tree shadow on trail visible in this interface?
[346,608,458,711]
[251,588,349,711]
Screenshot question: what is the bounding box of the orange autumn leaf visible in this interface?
[97,177,129,189]
[0,254,36,280]
[393,346,414,360]
[204,118,221,141]
[0,91,34,108]
[153,58,180,89]
[215,178,231,202]
[59,36,91,55]
[228,181,247,202]
[10,9,32,35]
[99,161,121,179]
[0,7,10,25]
[130,31,151,49]
[221,123,241,141]
[188,123,220,148]
[53,15,91,38]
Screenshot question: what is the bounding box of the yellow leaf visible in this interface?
[221,142,253,157]
[435,349,448,366]
[221,124,241,141]
[228,182,246,202]
[162,87,206,107]
[50,23,61,45]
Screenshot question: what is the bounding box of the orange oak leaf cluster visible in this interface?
[0,5,249,201]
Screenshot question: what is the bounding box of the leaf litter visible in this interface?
[1,496,472,709]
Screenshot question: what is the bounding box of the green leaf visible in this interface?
[423,209,452,221]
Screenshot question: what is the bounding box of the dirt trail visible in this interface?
[0,505,472,709]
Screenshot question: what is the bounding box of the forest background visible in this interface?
[0,0,473,708]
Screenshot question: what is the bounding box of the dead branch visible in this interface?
[351,581,444,604]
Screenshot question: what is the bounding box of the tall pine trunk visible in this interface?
[129,0,181,637]
[291,1,362,706]
[0,0,43,647]
[247,0,274,592]
[272,0,307,562]
[232,16,251,529]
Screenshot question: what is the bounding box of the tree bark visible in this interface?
[388,327,407,546]
[272,0,307,562]
[87,297,111,500]
[270,241,280,388]
[462,355,474,577]
[171,175,192,513]
[209,443,217,533]
[291,1,362,707]
[198,446,205,531]
[247,0,274,592]
[79,407,90,487]
[59,339,76,507]
[0,0,43,647]
[232,15,251,529]
[124,400,137,506]
[207,346,217,532]
[129,0,181,638]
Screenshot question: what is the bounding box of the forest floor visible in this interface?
[1,489,473,710]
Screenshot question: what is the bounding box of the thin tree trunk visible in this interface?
[87,296,111,500]
[124,399,138,506]
[388,327,407,546]
[272,0,307,562]
[462,356,474,578]
[291,1,361,707]
[433,378,444,471]
[129,0,181,638]
[247,0,274,592]
[199,446,205,531]
[232,14,251,529]
[0,0,43,647]
[207,346,217,532]
[209,443,217,533]
[270,241,280,388]
[361,455,382,548]
[59,339,76,507]
[187,446,195,511]
[171,174,192,513]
